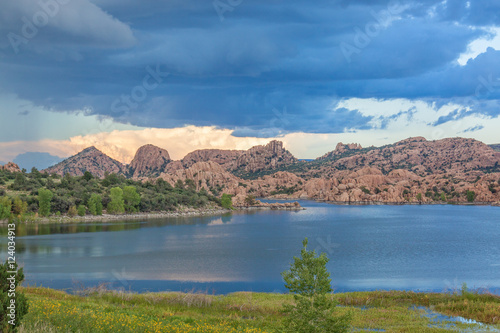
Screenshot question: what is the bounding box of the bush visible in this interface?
[77,205,86,217]
[0,261,29,331]
[87,193,103,216]
[67,205,77,217]
[466,190,476,202]
[281,238,351,333]
[0,197,12,220]
[38,188,53,217]
[107,187,124,214]
[220,194,233,209]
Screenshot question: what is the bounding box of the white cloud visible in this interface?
[457,27,500,66]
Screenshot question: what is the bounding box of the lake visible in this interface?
[1,200,499,294]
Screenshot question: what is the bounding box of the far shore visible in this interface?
[0,204,305,225]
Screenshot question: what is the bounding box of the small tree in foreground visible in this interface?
[1,261,29,331]
[281,238,351,333]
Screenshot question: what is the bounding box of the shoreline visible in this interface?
[0,204,304,225]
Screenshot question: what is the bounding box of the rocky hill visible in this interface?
[300,137,500,179]
[317,142,363,160]
[490,144,500,152]
[39,137,500,205]
[230,140,298,177]
[181,149,244,169]
[43,147,126,178]
[0,162,21,173]
[128,144,171,178]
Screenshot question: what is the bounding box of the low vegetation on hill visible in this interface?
[0,168,221,221]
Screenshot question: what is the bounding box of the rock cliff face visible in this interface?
[182,149,243,169]
[230,140,298,175]
[39,137,500,205]
[0,162,21,173]
[309,137,500,178]
[129,144,171,178]
[43,147,126,178]
[318,142,363,160]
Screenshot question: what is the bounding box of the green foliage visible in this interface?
[416,193,423,201]
[220,194,233,209]
[123,186,141,213]
[466,190,476,202]
[87,193,103,216]
[281,238,351,333]
[12,198,27,216]
[83,171,93,182]
[38,188,53,217]
[244,195,257,206]
[0,197,12,219]
[360,186,371,194]
[107,187,125,214]
[0,261,29,331]
[67,205,77,217]
[77,205,86,217]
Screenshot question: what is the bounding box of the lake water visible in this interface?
[1,200,499,294]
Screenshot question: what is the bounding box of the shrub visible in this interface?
[0,197,12,220]
[123,186,141,213]
[38,188,53,217]
[220,194,233,209]
[0,261,29,331]
[67,205,77,217]
[466,190,476,203]
[77,205,86,217]
[281,238,351,333]
[87,193,103,216]
[107,187,125,214]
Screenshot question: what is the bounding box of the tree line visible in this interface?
[0,168,223,221]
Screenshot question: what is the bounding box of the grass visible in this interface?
[16,286,500,332]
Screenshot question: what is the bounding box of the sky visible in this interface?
[1,0,500,164]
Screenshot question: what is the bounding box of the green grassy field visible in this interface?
[17,287,500,332]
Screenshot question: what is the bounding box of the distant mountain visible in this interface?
[128,144,171,178]
[490,144,500,152]
[14,152,64,171]
[43,146,126,178]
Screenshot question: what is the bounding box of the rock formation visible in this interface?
[182,149,243,169]
[43,147,126,178]
[129,144,171,178]
[0,162,21,173]
[230,140,298,175]
[39,137,500,205]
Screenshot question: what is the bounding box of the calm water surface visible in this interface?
[1,200,499,294]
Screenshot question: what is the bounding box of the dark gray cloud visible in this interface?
[0,0,499,137]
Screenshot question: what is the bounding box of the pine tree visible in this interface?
[281,238,351,333]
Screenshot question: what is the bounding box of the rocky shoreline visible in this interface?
[0,202,305,225]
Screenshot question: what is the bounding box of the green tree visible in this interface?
[416,193,423,202]
[68,205,77,217]
[77,205,86,217]
[107,187,125,214]
[175,179,185,190]
[123,186,141,213]
[0,261,29,331]
[0,197,12,220]
[466,190,476,203]
[281,238,351,333]
[87,193,103,216]
[220,193,233,209]
[83,171,93,182]
[244,194,257,206]
[38,188,53,217]
[12,198,27,216]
